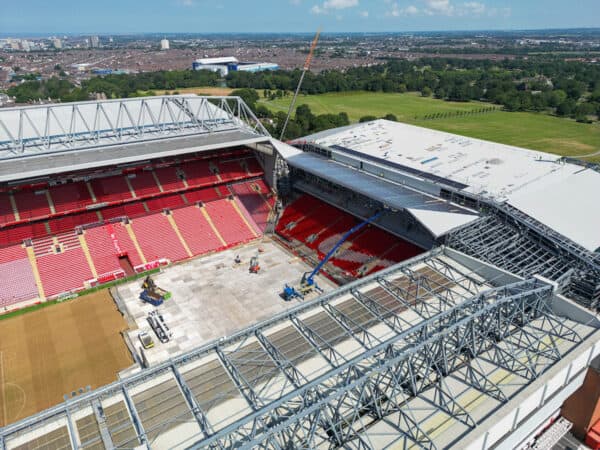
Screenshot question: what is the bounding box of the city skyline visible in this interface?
[2,0,600,34]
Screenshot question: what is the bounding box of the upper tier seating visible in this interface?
[90,175,133,203]
[50,183,93,214]
[13,190,51,220]
[0,194,15,226]
[127,171,161,197]
[154,167,185,191]
[183,160,218,187]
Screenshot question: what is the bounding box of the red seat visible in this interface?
[172,206,224,255]
[204,199,256,246]
[127,171,161,197]
[130,213,188,263]
[13,189,52,220]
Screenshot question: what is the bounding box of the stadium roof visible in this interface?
[301,120,600,253]
[0,95,270,182]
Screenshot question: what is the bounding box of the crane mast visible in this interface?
[279,30,321,140]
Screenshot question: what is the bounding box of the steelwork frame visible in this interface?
[1,250,591,450]
[0,96,269,159]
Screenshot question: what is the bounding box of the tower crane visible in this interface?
[279,29,321,140]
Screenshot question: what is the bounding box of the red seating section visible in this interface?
[13,190,51,220]
[37,246,94,297]
[154,167,185,191]
[112,223,145,268]
[217,160,246,182]
[84,226,123,277]
[276,194,423,278]
[184,160,217,187]
[231,181,272,233]
[90,175,133,203]
[204,199,256,245]
[0,194,15,225]
[172,206,224,255]
[50,183,92,213]
[130,214,189,263]
[127,171,160,197]
[0,149,270,310]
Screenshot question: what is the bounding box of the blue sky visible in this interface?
[1,0,599,34]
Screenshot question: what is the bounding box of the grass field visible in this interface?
[0,291,133,426]
[259,91,600,161]
[141,86,234,96]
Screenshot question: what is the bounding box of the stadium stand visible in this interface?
[90,175,134,203]
[127,171,161,197]
[13,189,52,220]
[204,198,256,246]
[36,242,94,297]
[171,206,225,255]
[50,183,93,214]
[0,150,268,308]
[230,181,272,233]
[83,226,125,279]
[183,159,218,187]
[276,194,424,278]
[129,213,189,263]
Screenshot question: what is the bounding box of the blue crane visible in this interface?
[282,210,383,301]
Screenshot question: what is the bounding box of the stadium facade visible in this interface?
[0,96,599,449]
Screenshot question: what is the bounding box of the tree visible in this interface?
[230,88,259,110]
[382,113,398,121]
[359,115,378,123]
[421,86,432,97]
[556,99,576,117]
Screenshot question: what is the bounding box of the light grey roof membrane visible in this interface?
[0,131,267,183]
[286,152,477,215]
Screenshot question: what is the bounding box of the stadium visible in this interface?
[0,94,599,449]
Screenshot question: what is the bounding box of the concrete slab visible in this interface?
[116,238,336,366]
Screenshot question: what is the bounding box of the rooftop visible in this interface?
[302,120,600,252]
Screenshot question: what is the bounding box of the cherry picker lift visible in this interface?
[282,210,383,301]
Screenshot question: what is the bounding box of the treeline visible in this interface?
[230,88,350,140]
[7,70,220,103]
[226,57,600,121]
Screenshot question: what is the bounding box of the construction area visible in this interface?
[0,291,132,428]
[2,248,599,450]
[0,96,599,449]
[115,239,336,366]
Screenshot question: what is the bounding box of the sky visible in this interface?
[1,0,599,34]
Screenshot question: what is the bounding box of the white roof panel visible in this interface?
[407,208,480,238]
[509,168,600,252]
[305,119,600,253]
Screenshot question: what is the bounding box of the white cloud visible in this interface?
[323,0,358,8]
[359,10,369,17]
[310,0,358,14]
[386,2,419,17]
[179,0,195,6]
[423,0,453,15]
[460,1,485,16]
[290,0,302,4]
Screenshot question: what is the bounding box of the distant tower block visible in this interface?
[160,39,170,51]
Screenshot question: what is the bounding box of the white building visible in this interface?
[160,39,170,51]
